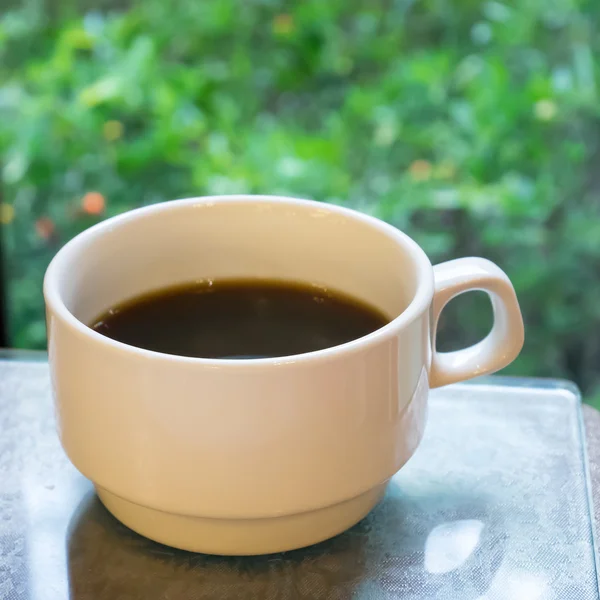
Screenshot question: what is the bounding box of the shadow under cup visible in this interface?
[44,196,435,555]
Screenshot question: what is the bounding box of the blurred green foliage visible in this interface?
[1,0,600,399]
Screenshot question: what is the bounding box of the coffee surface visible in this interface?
[90,279,389,359]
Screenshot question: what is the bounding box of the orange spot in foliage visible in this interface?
[82,191,105,215]
[103,120,124,141]
[273,14,294,35]
[409,160,432,182]
[0,203,15,225]
[35,217,55,240]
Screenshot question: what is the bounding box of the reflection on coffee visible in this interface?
[90,279,389,359]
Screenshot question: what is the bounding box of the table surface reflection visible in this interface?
[0,359,598,599]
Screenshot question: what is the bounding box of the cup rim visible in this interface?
[44,195,434,366]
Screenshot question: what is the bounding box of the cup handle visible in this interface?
[430,257,524,388]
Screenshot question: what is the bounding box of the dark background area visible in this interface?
[1,0,600,402]
[0,215,7,348]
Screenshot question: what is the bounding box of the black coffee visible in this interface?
[90,279,389,359]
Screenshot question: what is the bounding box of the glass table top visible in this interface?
[0,360,597,599]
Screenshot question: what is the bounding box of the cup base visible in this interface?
[96,483,387,555]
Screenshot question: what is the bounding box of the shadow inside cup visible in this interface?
[67,480,507,600]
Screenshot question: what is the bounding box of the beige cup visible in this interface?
[43,196,524,555]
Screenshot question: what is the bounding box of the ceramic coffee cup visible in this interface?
[44,195,524,555]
